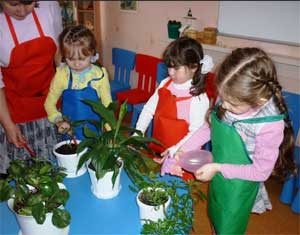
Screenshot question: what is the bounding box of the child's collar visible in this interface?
[70,65,92,75]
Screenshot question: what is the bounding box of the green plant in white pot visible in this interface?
[0,158,71,235]
[76,100,161,199]
[131,172,206,235]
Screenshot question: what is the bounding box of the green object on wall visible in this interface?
[168,21,181,39]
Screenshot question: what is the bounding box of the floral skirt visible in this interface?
[0,118,61,173]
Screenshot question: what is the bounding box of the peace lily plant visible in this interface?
[76,100,160,189]
[75,100,206,233]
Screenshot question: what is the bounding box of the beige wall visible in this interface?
[98,1,299,91]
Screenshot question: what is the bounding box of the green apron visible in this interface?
[208,107,285,235]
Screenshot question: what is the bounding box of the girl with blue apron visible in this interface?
[61,68,103,140]
[209,105,285,234]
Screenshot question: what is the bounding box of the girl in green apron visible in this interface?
[164,48,296,234]
[44,25,112,140]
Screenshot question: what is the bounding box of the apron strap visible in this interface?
[4,10,44,46]
[32,9,45,37]
[176,95,192,102]
[163,78,192,101]
[86,67,105,87]
[68,67,105,89]
[212,102,287,125]
[233,113,287,125]
[4,12,19,45]
[163,78,173,88]
[68,68,73,89]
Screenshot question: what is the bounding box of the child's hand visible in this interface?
[156,147,182,164]
[161,156,183,177]
[56,121,71,134]
[195,163,221,182]
[161,146,182,160]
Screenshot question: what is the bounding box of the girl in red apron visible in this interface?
[0,1,62,174]
[135,37,214,180]
[169,48,296,234]
[44,25,112,140]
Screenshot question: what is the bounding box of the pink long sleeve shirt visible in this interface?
[181,113,284,182]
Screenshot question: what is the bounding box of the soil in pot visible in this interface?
[55,143,77,155]
[139,189,169,206]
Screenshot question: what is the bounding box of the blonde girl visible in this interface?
[45,25,112,140]
[168,47,295,234]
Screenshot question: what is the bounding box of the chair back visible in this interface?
[112,48,136,86]
[135,54,162,94]
[205,72,217,104]
[156,62,168,85]
[283,91,300,140]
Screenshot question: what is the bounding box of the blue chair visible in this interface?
[130,62,168,137]
[110,48,136,100]
[280,91,300,214]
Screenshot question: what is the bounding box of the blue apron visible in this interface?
[61,68,103,140]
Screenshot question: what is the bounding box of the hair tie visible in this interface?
[91,53,99,63]
[200,55,214,74]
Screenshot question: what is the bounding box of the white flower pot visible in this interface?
[7,184,70,235]
[53,140,87,178]
[136,188,171,225]
[87,160,123,199]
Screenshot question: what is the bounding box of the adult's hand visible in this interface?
[0,89,26,147]
[4,122,26,148]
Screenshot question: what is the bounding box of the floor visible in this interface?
[190,177,299,235]
[124,112,299,235]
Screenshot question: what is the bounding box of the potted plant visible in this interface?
[53,133,87,178]
[76,100,160,199]
[52,117,88,178]
[131,172,206,235]
[135,176,171,225]
[0,158,71,235]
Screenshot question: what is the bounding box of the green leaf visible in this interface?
[32,202,46,224]
[77,151,92,171]
[8,160,23,177]
[27,194,43,206]
[52,208,71,228]
[39,165,52,175]
[82,99,117,128]
[51,188,69,206]
[83,125,98,139]
[0,180,14,201]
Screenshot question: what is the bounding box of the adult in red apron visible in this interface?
[0,10,58,174]
[150,79,194,180]
[209,105,285,234]
[61,68,102,140]
[1,10,56,123]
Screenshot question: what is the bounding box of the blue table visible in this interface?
[0,171,181,235]
[1,170,142,235]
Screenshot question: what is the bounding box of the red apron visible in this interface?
[1,10,57,123]
[151,79,194,180]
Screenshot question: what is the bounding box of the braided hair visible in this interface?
[214,47,295,181]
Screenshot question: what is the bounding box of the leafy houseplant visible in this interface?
[75,99,206,233]
[76,100,160,197]
[132,172,206,235]
[0,158,71,230]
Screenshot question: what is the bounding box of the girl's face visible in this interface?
[65,55,92,72]
[167,66,196,84]
[221,98,252,115]
[2,1,35,20]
